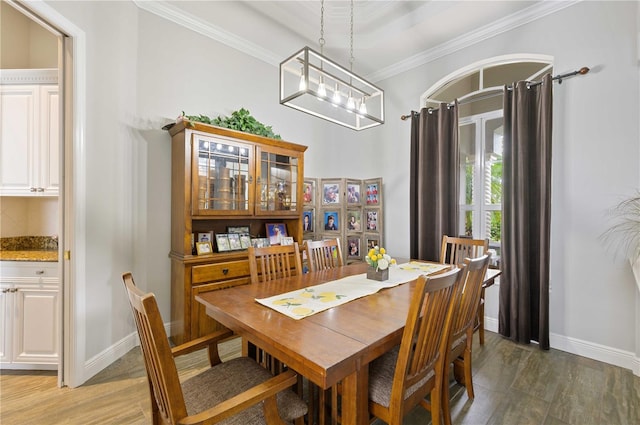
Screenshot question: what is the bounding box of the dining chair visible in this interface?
[368,267,465,425]
[442,254,491,425]
[304,238,343,272]
[121,272,307,425]
[248,242,303,283]
[247,243,303,375]
[440,235,490,344]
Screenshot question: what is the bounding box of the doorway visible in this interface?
[2,0,75,387]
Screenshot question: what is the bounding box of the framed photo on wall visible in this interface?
[303,209,314,232]
[346,181,361,205]
[366,236,380,251]
[346,209,362,232]
[365,209,380,232]
[347,236,362,259]
[322,181,341,205]
[303,179,316,205]
[323,211,339,231]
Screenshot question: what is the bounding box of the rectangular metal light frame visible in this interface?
[280,46,384,131]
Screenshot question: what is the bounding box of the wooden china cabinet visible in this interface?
[166,119,306,344]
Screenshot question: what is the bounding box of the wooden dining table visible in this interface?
[196,260,500,425]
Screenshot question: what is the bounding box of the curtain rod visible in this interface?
[400,66,590,121]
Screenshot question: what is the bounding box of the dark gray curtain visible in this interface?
[410,103,459,262]
[499,74,552,349]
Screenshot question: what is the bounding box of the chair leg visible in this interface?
[442,363,453,425]
[477,288,486,345]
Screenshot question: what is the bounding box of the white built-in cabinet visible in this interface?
[0,83,59,196]
[0,262,59,370]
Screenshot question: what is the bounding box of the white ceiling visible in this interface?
[139,1,578,81]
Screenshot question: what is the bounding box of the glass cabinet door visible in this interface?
[256,147,300,215]
[192,134,253,216]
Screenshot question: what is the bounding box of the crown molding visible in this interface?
[133,0,281,66]
[133,0,580,83]
[0,68,59,85]
[368,1,581,82]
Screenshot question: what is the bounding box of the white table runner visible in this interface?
[255,262,450,319]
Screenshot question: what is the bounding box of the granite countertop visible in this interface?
[1,236,59,262]
[0,250,58,262]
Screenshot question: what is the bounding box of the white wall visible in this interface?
[379,1,639,371]
[39,0,638,385]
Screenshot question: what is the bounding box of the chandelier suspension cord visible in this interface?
[349,0,354,71]
[319,0,325,55]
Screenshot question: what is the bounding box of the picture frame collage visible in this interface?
[303,177,383,264]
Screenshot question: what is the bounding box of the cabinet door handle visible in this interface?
[30,187,38,192]
[222,269,229,275]
[2,288,9,293]
[36,270,45,275]
[37,187,45,192]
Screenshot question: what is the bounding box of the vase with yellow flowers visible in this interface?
[365,246,396,281]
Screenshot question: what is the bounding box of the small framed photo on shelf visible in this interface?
[251,238,269,248]
[365,209,379,231]
[227,233,242,250]
[239,234,252,249]
[196,241,213,255]
[347,209,362,232]
[197,231,214,244]
[347,236,362,259]
[227,225,250,234]
[281,236,294,246]
[322,182,340,205]
[303,179,316,205]
[303,209,314,232]
[346,182,361,205]
[266,223,287,245]
[215,234,231,252]
[323,211,339,231]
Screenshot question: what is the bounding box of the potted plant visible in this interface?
[178,108,281,140]
[601,191,640,292]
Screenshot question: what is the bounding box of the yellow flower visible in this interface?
[380,248,386,255]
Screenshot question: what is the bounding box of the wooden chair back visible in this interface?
[449,254,491,351]
[122,272,188,423]
[372,267,464,425]
[304,238,344,272]
[440,235,489,266]
[248,242,302,283]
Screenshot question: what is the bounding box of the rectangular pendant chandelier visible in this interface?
[280,46,384,131]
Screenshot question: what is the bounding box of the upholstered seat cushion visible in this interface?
[183,357,307,425]
[368,346,435,408]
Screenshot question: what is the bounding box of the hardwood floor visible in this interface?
[1,332,638,424]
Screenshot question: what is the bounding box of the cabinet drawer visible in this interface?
[192,260,250,285]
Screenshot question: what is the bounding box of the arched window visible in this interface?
[422,56,553,258]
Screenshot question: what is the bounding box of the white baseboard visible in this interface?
[81,324,171,384]
[484,317,640,377]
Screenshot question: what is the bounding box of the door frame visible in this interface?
[9,0,87,388]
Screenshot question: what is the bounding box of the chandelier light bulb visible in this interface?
[298,67,306,91]
[359,97,367,115]
[332,83,341,106]
[347,91,355,110]
[317,76,327,98]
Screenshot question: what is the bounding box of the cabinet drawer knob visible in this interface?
[222,268,229,275]
[36,270,45,275]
